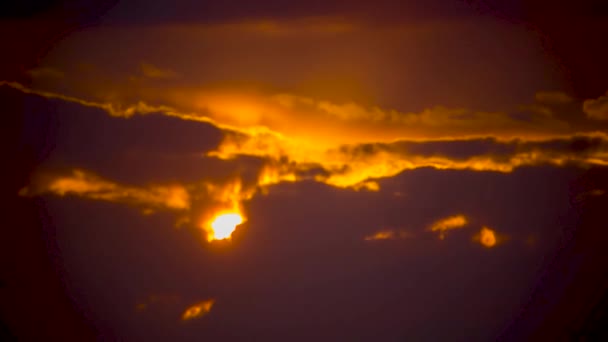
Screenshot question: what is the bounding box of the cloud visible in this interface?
[20,169,190,211]
[427,214,468,240]
[473,226,499,248]
[583,91,608,120]
[5,82,608,195]
[184,90,572,144]
[181,299,215,321]
[18,161,298,242]
[0,81,178,119]
[4,80,575,147]
[7,7,608,341]
[319,133,608,188]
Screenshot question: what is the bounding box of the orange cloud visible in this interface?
[6,81,608,194]
[20,169,190,211]
[428,215,468,240]
[168,88,574,146]
[0,81,178,119]
[473,226,499,248]
[181,299,214,321]
[19,164,299,243]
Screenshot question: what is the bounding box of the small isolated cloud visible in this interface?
[140,62,178,79]
[473,226,498,248]
[428,214,467,240]
[364,229,411,241]
[534,91,573,104]
[583,91,608,120]
[181,299,215,321]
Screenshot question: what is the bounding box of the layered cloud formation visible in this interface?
[8,80,608,191]
[4,3,608,339]
[7,77,608,246]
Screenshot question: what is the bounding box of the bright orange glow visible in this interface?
[181,299,215,321]
[206,212,244,241]
[477,226,497,247]
[428,214,468,240]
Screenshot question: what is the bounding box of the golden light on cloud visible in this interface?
[474,226,498,248]
[428,214,468,240]
[181,299,215,321]
[205,212,244,241]
[5,82,608,195]
[200,179,251,242]
[21,169,190,211]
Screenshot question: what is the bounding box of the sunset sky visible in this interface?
[2,0,608,340]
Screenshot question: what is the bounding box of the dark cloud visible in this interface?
[3,0,608,339]
[35,162,604,340]
[2,85,235,185]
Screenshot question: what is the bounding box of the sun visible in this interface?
[207,212,244,241]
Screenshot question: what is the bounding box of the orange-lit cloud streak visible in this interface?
[20,169,190,211]
[428,215,468,240]
[181,299,215,321]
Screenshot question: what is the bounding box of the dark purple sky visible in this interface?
[2,1,608,341]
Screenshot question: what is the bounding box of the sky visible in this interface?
[2,0,608,340]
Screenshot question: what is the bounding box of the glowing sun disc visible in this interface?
[208,213,243,241]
